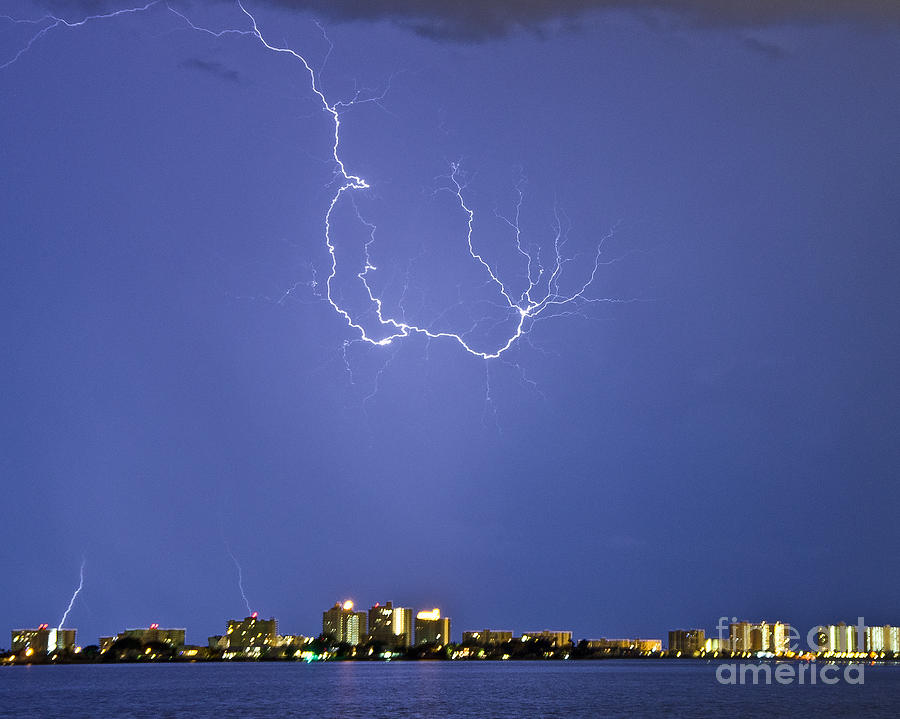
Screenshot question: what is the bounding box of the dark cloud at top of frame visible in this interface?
[258,0,900,40]
[40,0,900,41]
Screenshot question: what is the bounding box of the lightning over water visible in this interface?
[58,559,85,631]
[1,0,627,368]
[226,545,253,616]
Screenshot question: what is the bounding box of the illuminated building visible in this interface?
[886,626,900,654]
[178,645,209,659]
[769,622,790,655]
[520,631,573,648]
[368,602,412,647]
[729,622,750,652]
[586,638,629,650]
[866,626,885,652]
[812,622,859,654]
[586,638,662,652]
[462,630,513,645]
[834,623,855,653]
[811,625,834,653]
[323,601,367,645]
[415,608,451,646]
[11,625,76,655]
[668,629,705,654]
[704,637,728,652]
[222,614,277,651]
[834,622,858,653]
[100,624,185,653]
[279,635,313,650]
[728,621,790,654]
[633,639,662,652]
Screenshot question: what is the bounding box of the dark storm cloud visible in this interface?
[41,1,900,40]
[179,56,242,83]
[741,35,790,60]
[258,0,900,40]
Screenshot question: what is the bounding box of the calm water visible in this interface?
[1,660,897,718]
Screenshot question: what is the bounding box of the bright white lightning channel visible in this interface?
[58,559,85,630]
[2,1,626,361]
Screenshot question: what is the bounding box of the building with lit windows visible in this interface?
[769,622,790,654]
[368,602,412,647]
[704,637,728,652]
[728,621,790,654]
[219,614,277,652]
[323,601,367,645]
[415,609,451,646]
[279,634,314,651]
[668,629,705,654]
[866,625,885,652]
[886,626,900,654]
[586,637,662,652]
[811,624,833,653]
[520,630,573,647]
[462,630,513,645]
[812,622,859,654]
[100,624,185,653]
[836,622,858,653]
[11,625,76,656]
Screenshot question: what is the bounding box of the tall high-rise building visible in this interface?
[223,614,277,650]
[668,629,705,654]
[415,608,451,646]
[729,622,751,652]
[834,622,858,653]
[866,625,885,652]
[368,602,412,647]
[812,623,861,654]
[11,625,76,655]
[323,601,367,645]
[812,622,859,654]
[812,625,834,653]
[885,626,900,654]
[728,621,790,654]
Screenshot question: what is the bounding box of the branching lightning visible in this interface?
[0,1,160,71]
[58,558,85,630]
[2,0,634,367]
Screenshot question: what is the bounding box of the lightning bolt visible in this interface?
[231,1,627,360]
[226,545,253,616]
[57,558,85,630]
[0,1,160,70]
[2,1,634,368]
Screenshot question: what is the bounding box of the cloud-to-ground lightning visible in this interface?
[57,558,85,630]
[2,1,628,364]
[226,544,253,616]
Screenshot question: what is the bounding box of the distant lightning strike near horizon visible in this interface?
[58,559,85,630]
[226,546,253,616]
[1,1,625,366]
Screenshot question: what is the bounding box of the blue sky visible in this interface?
[1,1,898,645]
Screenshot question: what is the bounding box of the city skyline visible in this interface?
[2,0,899,658]
[11,608,900,663]
[9,591,900,658]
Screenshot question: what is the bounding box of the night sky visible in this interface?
[1,1,899,647]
